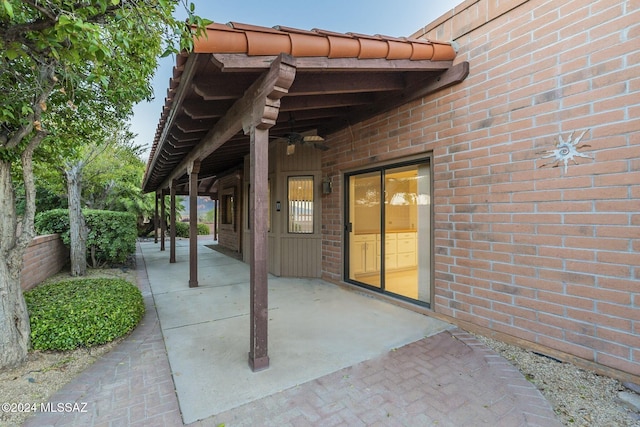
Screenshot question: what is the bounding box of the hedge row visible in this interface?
[35,209,137,265]
[172,221,210,238]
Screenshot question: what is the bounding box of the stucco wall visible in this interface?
[322,0,639,378]
[21,234,69,291]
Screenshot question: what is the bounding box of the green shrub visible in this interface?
[25,278,145,351]
[173,221,189,238]
[170,221,209,237]
[197,223,210,235]
[35,209,137,265]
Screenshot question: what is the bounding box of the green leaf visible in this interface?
[5,48,19,60]
[2,0,14,18]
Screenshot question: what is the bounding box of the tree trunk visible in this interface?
[66,163,87,276]
[0,161,31,368]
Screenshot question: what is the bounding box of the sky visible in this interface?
[130,0,462,159]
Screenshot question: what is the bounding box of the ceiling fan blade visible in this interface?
[302,135,325,142]
[313,142,330,151]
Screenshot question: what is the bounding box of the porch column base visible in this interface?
[189,280,198,288]
[248,353,269,372]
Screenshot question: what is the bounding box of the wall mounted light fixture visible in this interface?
[322,177,332,194]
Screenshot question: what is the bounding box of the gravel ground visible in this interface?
[476,334,640,427]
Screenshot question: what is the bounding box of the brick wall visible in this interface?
[322,0,639,378]
[21,234,69,291]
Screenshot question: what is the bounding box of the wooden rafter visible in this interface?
[158,53,297,194]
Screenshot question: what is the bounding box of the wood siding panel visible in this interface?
[268,235,279,275]
[280,236,322,277]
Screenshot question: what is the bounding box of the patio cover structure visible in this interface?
[142,22,469,371]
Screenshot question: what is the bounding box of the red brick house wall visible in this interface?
[322,0,639,378]
[21,234,69,291]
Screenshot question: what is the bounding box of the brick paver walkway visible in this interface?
[23,244,182,427]
[24,243,560,426]
[199,329,560,427]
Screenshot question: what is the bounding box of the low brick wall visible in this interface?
[21,234,69,291]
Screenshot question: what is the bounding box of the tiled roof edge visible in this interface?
[192,22,456,61]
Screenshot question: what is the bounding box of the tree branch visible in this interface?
[7,63,56,149]
[16,130,46,250]
[22,0,58,21]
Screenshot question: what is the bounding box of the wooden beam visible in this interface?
[167,137,196,151]
[401,61,470,101]
[212,53,452,72]
[192,75,257,100]
[324,62,470,135]
[169,128,204,142]
[288,72,405,96]
[183,100,234,119]
[280,93,374,112]
[175,117,215,133]
[158,53,297,192]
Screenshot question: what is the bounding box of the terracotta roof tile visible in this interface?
[193,22,455,61]
[143,22,463,191]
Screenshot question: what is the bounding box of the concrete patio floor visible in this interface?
[24,238,561,426]
[144,239,454,424]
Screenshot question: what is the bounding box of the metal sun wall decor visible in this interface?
[538,130,592,174]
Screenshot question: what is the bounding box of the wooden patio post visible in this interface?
[160,189,166,251]
[188,160,200,288]
[245,54,297,371]
[170,179,177,263]
[248,125,270,371]
[213,199,218,241]
[154,191,159,244]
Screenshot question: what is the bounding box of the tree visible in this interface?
[63,125,145,275]
[0,0,209,368]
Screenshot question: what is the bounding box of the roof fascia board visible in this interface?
[143,53,200,191]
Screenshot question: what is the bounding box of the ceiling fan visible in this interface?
[274,114,329,155]
[283,132,328,155]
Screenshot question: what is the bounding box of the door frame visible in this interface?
[343,154,434,308]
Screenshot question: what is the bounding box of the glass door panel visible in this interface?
[347,171,381,287]
[383,164,431,304]
[346,160,431,305]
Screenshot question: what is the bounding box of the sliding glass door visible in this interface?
[346,159,432,305]
[347,171,382,288]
